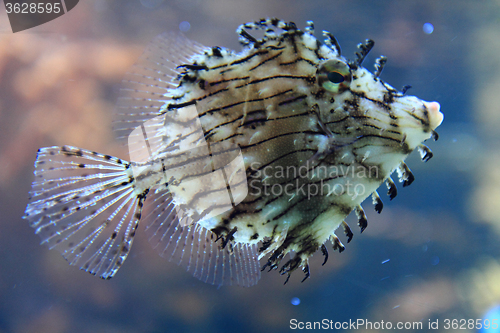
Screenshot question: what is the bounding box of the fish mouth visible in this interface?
[423,101,444,130]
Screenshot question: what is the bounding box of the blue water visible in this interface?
[0,1,499,332]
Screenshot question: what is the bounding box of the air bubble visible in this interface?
[423,23,434,34]
[179,21,191,32]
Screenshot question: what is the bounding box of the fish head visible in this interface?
[315,55,443,154]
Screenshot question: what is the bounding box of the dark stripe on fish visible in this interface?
[279,57,316,67]
[249,51,284,71]
[199,89,294,117]
[234,75,312,89]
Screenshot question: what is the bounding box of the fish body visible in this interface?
[24,18,443,286]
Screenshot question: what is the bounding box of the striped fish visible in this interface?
[24,18,443,286]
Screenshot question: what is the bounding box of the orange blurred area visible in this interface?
[0,32,139,187]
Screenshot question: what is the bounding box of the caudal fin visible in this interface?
[24,146,144,279]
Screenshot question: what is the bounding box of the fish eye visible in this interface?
[327,71,344,84]
[317,60,352,93]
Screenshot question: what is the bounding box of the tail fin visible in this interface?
[24,146,144,279]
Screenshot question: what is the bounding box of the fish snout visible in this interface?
[423,101,443,130]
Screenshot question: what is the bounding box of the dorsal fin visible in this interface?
[142,188,261,287]
[113,33,209,149]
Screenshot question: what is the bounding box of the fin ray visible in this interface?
[114,32,209,143]
[142,189,260,287]
[24,146,141,279]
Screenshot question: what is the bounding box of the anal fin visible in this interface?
[143,189,261,287]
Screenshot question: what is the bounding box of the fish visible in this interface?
[24,18,443,286]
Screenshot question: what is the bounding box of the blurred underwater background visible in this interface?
[1,0,500,332]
